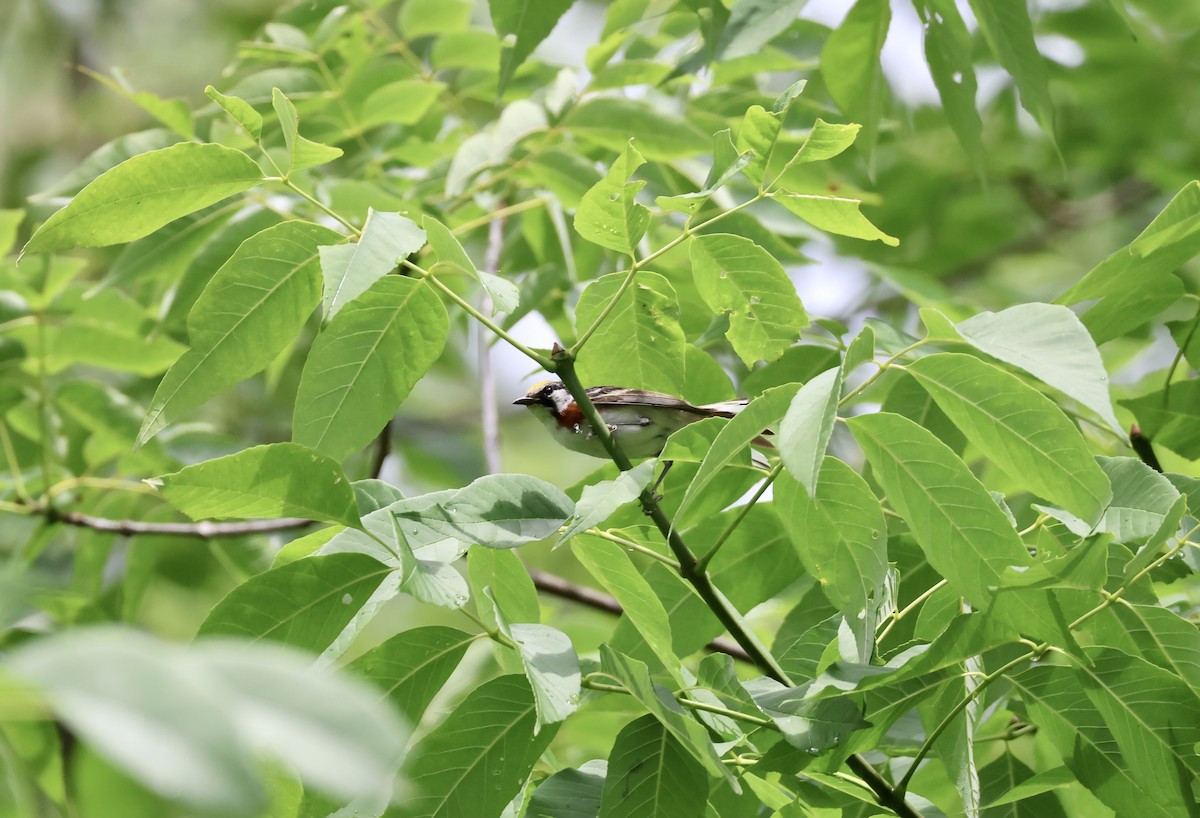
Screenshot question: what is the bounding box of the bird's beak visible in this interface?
[513,395,535,406]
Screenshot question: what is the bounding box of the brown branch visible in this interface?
[51,510,312,538]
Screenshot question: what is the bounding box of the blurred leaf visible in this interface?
[137,220,341,446]
[321,210,426,318]
[24,143,262,254]
[597,715,706,818]
[568,98,708,160]
[158,442,360,527]
[31,129,181,201]
[820,0,890,167]
[489,0,575,93]
[916,0,984,176]
[359,80,444,129]
[403,675,557,817]
[294,275,447,462]
[575,271,686,394]
[965,0,1056,141]
[711,0,808,61]
[690,233,808,366]
[401,0,474,36]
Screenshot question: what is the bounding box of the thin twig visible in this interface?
[479,212,505,475]
[51,511,312,538]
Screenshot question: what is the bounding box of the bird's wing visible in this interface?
[585,386,713,416]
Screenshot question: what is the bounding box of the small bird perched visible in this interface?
[514,381,750,459]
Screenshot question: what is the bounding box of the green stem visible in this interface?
[875,579,948,647]
[839,340,927,407]
[582,677,772,727]
[585,528,680,569]
[452,197,546,236]
[404,260,555,370]
[0,425,29,504]
[34,312,52,498]
[695,462,782,572]
[280,178,361,235]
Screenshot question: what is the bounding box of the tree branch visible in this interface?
[50,510,312,538]
[479,210,505,475]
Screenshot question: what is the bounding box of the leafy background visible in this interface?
[2,0,1199,817]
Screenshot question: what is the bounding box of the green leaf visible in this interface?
[954,302,1119,432]
[656,130,753,216]
[572,536,681,681]
[488,0,575,93]
[469,548,540,627]
[574,271,686,394]
[137,220,340,446]
[157,442,360,526]
[783,119,861,172]
[31,128,181,201]
[907,352,1111,520]
[293,275,448,462]
[574,141,651,254]
[964,0,1056,140]
[347,626,475,724]
[598,647,734,786]
[394,473,574,550]
[774,192,899,245]
[568,98,708,160]
[86,68,195,139]
[205,85,262,140]
[403,675,558,818]
[556,460,657,547]
[45,291,185,377]
[271,88,343,173]
[778,366,842,494]
[1056,182,1200,344]
[1013,651,1200,818]
[0,209,24,256]
[197,554,388,651]
[848,412,1032,605]
[321,210,426,318]
[917,0,984,176]
[676,383,799,523]
[192,641,408,802]
[735,105,782,188]
[709,0,809,61]
[1037,456,1181,545]
[597,715,706,818]
[689,233,808,366]
[744,676,869,752]
[1120,380,1200,459]
[400,0,474,36]
[820,0,891,166]
[490,594,581,729]
[23,143,262,255]
[528,761,606,818]
[424,215,519,313]
[359,80,444,129]
[774,458,888,622]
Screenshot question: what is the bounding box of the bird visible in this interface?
[513,381,751,459]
